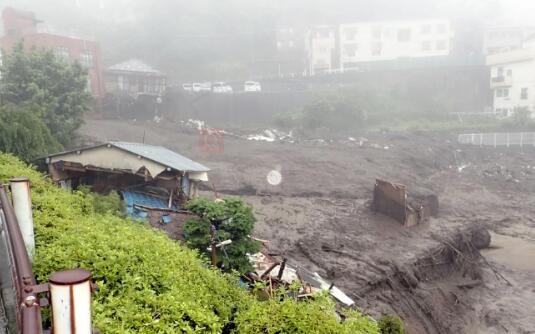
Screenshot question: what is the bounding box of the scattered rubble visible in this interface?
[248,252,355,307]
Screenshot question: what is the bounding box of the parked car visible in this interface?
[212,82,233,93]
[182,83,192,92]
[200,82,212,92]
[192,83,202,92]
[244,81,261,92]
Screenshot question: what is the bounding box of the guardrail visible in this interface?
[0,180,94,334]
[0,185,42,334]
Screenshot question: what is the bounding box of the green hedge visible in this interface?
[0,153,379,333]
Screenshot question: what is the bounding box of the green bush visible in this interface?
[76,186,124,216]
[378,315,405,334]
[235,292,379,334]
[184,197,261,273]
[0,153,379,333]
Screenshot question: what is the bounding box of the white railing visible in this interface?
[458,132,535,147]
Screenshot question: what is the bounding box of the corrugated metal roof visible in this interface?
[107,59,162,75]
[110,141,210,172]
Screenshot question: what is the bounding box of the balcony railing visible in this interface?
[490,75,512,88]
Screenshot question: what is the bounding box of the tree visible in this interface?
[184,197,261,273]
[0,104,61,161]
[0,43,91,145]
[301,90,369,131]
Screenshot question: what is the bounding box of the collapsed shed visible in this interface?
[41,141,209,220]
[372,179,438,227]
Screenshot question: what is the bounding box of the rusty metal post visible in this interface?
[49,269,93,334]
[9,178,35,260]
[0,186,42,333]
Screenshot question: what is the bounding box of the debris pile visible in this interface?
[247,252,355,307]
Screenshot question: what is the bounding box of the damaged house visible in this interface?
[41,142,209,222]
[372,179,439,227]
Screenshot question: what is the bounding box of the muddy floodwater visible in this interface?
[81,119,535,334]
[482,232,535,271]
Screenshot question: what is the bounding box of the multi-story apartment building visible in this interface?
[486,37,535,117]
[306,19,454,74]
[483,25,535,55]
[0,7,105,100]
[339,19,453,70]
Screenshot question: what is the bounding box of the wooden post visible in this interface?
[277,258,287,281]
[210,225,217,267]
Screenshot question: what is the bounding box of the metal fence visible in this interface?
[458,132,535,147]
[0,180,94,334]
[0,186,42,334]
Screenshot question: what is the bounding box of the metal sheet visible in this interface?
[121,191,178,220]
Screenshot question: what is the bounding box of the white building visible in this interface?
[483,25,535,55]
[486,37,535,117]
[306,19,454,74]
[339,19,453,70]
[306,25,337,74]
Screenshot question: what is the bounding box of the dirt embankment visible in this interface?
[80,119,535,334]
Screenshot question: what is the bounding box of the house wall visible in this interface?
[49,146,167,179]
[483,26,535,55]
[307,26,337,74]
[105,71,166,96]
[1,7,37,38]
[339,19,452,69]
[490,60,535,116]
[487,44,535,117]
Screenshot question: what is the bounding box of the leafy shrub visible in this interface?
[378,315,405,334]
[234,292,379,334]
[76,186,124,216]
[184,197,261,273]
[0,153,380,333]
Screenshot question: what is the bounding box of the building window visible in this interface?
[497,67,504,77]
[288,40,295,48]
[371,42,382,56]
[397,28,412,42]
[506,69,512,76]
[79,51,93,68]
[496,88,509,98]
[422,41,431,51]
[54,46,70,61]
[421,24,431,34]
[277,41,282,49]
[344,44,358,57]
[436,40,447,50]
[521,88,529,99]
[436,23,447,34]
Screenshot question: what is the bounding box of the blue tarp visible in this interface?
[121,190,178,220]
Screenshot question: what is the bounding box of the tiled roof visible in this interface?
[107,59,162,74]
